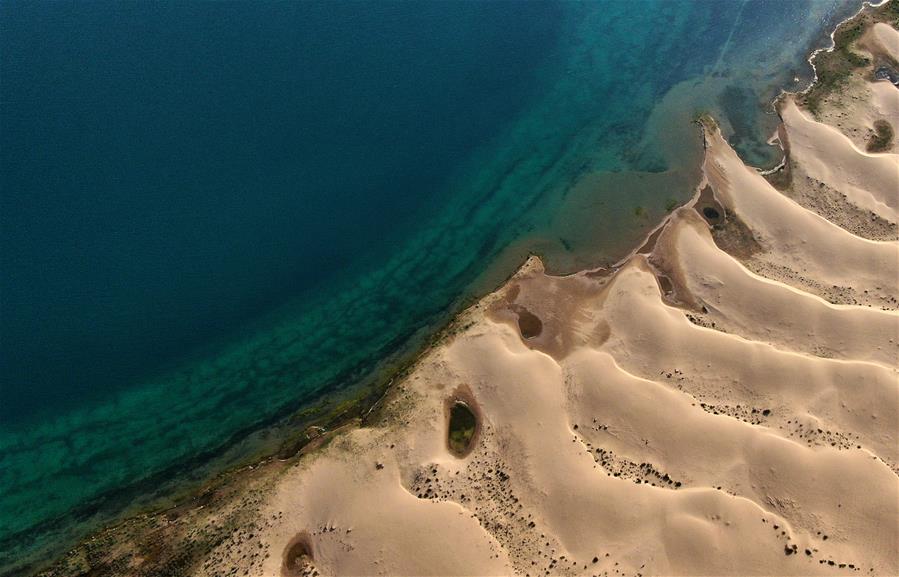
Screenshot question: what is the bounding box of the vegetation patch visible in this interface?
[866,119,894,152]
[446,386,481,458]
[448,403,477,456]
[708,208,762,261]
[515,306,543,339]
[695,185,725,226]
[800,1,899,116]
[281,532,315,577]
[695,113,720,132]
[702,206,721,221]
[764,164,792,190]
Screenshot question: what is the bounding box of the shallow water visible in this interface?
[0,0,854,573]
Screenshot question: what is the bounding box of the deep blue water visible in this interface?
[0,1,855,574]
[1,1,561,422]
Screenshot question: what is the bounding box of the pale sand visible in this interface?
[779,99,898,222]
[870,21,899,61]
[652,210,898,366]
[802,19,899,152]
[806,75,898,153]
[183,41,899,577]
[703,110,899,308]
[871,80,899,129]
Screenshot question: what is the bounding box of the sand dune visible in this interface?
[590,258,898,470]
[652,210,898,366]
[779,99,899,221]
[870,81,899,131]
[264,427,511,576]
[811,77,898,153]
[237,237,897,574]
[871,22,899,60]
[566,349,898,569]
[186,18,899,577]
[702,114,899,308]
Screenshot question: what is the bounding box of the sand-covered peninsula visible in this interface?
[39,4,898,577]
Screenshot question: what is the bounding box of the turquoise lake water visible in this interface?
[0,0,855,573]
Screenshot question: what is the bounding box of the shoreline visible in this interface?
[799,0,891,100]
[3,231,562,577]
[759,0,891,178]
[19,2,899,576]
[236,51,896,575]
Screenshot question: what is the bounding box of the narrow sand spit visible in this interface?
[188,24,899,577]
[37,11,899,577]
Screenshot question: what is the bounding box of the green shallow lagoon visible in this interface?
[0,1,856,573]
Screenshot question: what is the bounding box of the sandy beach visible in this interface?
[37,3,898,577]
